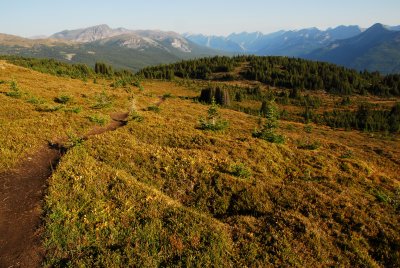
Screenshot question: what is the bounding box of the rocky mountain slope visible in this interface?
[0,25,224,71]
[305,23,400,73]
[2,23,400,73]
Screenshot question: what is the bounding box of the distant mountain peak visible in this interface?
[87,24,111,30]
[358,23,393,39]
[51,24,129,42]
[305,23,400,74]
[366,23,389,32]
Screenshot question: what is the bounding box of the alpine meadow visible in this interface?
[0,1,399,267]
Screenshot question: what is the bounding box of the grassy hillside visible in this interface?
[0,58,399,266]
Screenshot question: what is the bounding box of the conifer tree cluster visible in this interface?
[138,56,241,80]
[0,55,93,80]
[199,86,231,106]
[323,102,400,132]
[95,62,113,76]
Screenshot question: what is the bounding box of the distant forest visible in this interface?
[139,56,400,96]
[3,55,400,97]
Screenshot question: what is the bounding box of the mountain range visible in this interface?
[305,23,400,74]
[0,25,223,71]
[185,23,400,73]
[184,25,363,55]
[0,23,399,73]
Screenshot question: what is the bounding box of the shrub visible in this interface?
[54,94,73,104]
[65,106,82,114]
[373,190,390,203]
[340,150,353,159]
[340,96,352,106]
[147,105,161,113]
[91,91,113,109]
[88,114,109,126]
[230,163,251,179]
[6,90,22,98]
[10,80,18,91]
[133,80,144,91]
[26,96,45,105]
[65,131,84,148]
[304,124,313,133]
[234,92,243,102]
[112,76,136,88]
[302,106,315,123]
[128,112,144,122]
[297,140,321,150]
[6,80,22,98]
[163,93,173,99]
[35,104,63,112]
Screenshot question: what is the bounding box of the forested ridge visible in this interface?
[139,55,400,96]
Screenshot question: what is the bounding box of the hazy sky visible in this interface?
[1,0,399,37]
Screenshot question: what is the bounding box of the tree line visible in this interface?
[0,55,137,82]
[4,55,400,97]
[322,103,400,133]
[138,56,241,80]
[138,55,400,97]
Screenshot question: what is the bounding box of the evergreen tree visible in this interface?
[253,100,284,143]
[199,86,231,106]
[198,97,229,131]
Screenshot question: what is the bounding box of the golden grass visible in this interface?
[0,61,131,170]
[1,63,399,266]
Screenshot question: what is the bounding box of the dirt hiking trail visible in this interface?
[0,112,128,268]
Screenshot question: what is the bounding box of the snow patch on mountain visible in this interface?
[171,38,191,52]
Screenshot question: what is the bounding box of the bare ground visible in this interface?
[0,112,128,268]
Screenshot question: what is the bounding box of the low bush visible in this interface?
[91,91,113,109]
[147,105,161,113]
[88,114,109,126]
[6,80,22,98]
[54,94,73,104]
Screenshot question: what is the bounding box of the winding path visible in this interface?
[0,112,128,268]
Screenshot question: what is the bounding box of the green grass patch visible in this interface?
[147,105,161,113]
[88,114,109,126]
[91,91,113,109]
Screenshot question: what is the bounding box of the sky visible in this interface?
[1,0,399,37]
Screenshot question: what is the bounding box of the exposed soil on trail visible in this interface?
[155,96,167,107]
[0,147,60,268]
[0,112,128,268]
